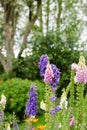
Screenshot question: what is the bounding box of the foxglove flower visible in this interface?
[60,90,68,109]
[44,63,54,84]
[13,121,19,130]
[0,94,6,109]
[40,100,46,111]
[50,96,57,102]
[12,113,19,130]
[71,63,78,71]
[50,108,56,115]
[26,85,38,117]
[38,55,49,77]
[72,56,87,84]
[69,108,73,118]
[58,123,62,128]
[50,105,61,115]
[74,64,87,83]
[50,64,60,91]
[7,123,11,130]
[0,110,4,122]
[70,117,75,126]
[55,105,61,112]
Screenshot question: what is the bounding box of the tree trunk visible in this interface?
[0,0,15,72]
[0,0,41,73]
[46,0,50,33]
[0,52,12,72]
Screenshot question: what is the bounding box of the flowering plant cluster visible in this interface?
[26,85,38,117]
[38,54,87,130]
[39,55,62,129]
[1,54,87,130]
[0,94,12,130]
[39,55,61,92]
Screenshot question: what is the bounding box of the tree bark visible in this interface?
[0,51,12,72]
[0,0,16,72]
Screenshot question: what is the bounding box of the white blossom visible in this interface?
[7,123,11,130]
[0,94,6,108]
[60,90,68,109]
[40,100,46,111]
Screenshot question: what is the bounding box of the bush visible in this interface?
[0,78,45,120]
[13,31,80,93]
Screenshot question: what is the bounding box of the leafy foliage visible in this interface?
[0,78,45,120]
[13,31,80,95]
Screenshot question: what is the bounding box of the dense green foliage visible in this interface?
[13,31,80,96]
[0,78,45,120]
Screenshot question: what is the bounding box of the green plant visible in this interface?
[13,30,80,90]
[0,78,45,121]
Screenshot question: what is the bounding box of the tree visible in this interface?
[0,0,41,72]
[0,0,86,75]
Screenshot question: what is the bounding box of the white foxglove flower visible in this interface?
[7,123,11,130]
[40,100,46,111]
[0,94,6,108]
[58,123,62,128]
[60,90,68,109]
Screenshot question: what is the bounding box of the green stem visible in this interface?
[45,84,55,130]
[66,71,75,108]
[76,83,84,128]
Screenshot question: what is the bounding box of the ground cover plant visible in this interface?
[0,54,87,130]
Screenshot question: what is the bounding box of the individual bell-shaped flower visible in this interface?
[40,100,46,111]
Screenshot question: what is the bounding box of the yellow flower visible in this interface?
[24,118,30,123]
[25,117,38,123]
[32,118,38,123]
[37,125,45,130]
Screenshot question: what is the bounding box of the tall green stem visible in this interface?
[66,71,75,108]
[75,83,84,128]
[45,84,55,130]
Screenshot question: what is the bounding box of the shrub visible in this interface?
[0,78,45,120]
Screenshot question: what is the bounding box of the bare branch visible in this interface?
[18,0,41,58]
